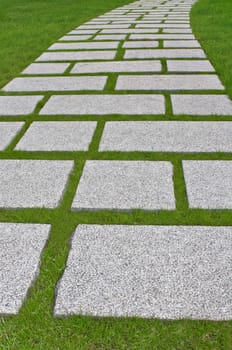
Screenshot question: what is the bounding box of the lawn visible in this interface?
[0,0,232,349]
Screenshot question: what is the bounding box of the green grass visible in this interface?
[0,0,232,348]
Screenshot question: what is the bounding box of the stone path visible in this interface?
[0,0,232,320]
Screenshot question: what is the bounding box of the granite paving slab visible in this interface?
[72,160,175,210]
[48,42,119,50]
[40,95,165,115]
[0,223,51,315]
[99,121,232,152]
[0,122,24,150]
[36,51,117,61]
[22,63,70,75]
[171,94,232,115]
[124,49,206,58]
[54,224,232,320]
[167,60,214,72]
[183,161,232,209]
[0,96,43,116]
[0,160,74,208]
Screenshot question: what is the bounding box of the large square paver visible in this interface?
[0,122,24,150]
[183,161,232,209]
[0,223,50,315]
[72,160,175,210]
[0,96,43,116]
[99,121,232,152]
[171,95,232,115]
[40,95,165,115]
[0,160,74,208]
[15,122,97,151]
[54,224,232,319]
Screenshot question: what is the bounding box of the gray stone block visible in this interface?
[164,40,200,47]
[15,121,97,151]
[94,34,127,40]
[123,40,159,48]
[0,122,24,150]
[100,29,159,33]
[68,30,98,34]
[22,63,70,75]
[71,60,161,73]
[72,160,175,210]
[167,60,214,72]
[116,75,223,90]
[0,96,43,116]
[40,95,165,115]
[162,28,192,33]
[135,23,190,28]
[171,94,232,115]
[183,161,232,209]
[124,49,206,59]
[0,223,50,315]
[48,42,119,50]
[99,121,232,152]
[2,77,107,92]
[0,160,74,208]
[59,35,93,41]
[129,33,194,39]
[54,224,232,320]
[77,24,130,29]
[36,51,116,61]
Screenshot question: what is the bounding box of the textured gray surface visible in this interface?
[22,63,70,74]
[129,33,194,39]
[72,160,175,210]
[101,29,159,33]
[172,94,232,115]
[183,161,232,209]
[135,23,190,28]
[123,41,159,48]
[0,96,43,116]
[94,34,127,40]
[124,49,206,58]
[48,42,119,50]
[0,160,74,208]
[116,75,223,90]
[0,223,50,315]
[164,40,200,47]
[59,35,93,41]
[3,77,107,92]
[99,121,232,152]
[68,30,98,34]
[36,51,116,61]
[77,24,130,29]
[15,122,97,151]
[71,60,161,73]
[54,224,232,320]
[40,95,165,115]
[167,60,214,72]
[0,122,24,150]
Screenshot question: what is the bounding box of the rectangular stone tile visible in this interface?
[164,40,200,47]
[135,23,190,28]
[0,96,43,116]
[0,122,24,150]
[2,77,107,92]
[71,60,161,73]
[59,35,93,41]
[72,161,175,210]
[68,30,98,35]
[77,24,131,29]
[171,95,232,115]
[124,49,206,59]
[167,60,214,72]
[15,121,97,151]
[129,34,194,39]
[0,160,74,208]
[123,41,159,48]
[36,51,117,61]
[40,95,165,115]
[22,63,70,75]
[94,34,127,40]
[100,29,159,34]
[48,42,119,50]
[162,28,192,33]
[99,121,232,152]
[116,75,223,90]
[0,223,50,315]
[183,161,232,209]
[55,224,232,319]
[111,20,162,23]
